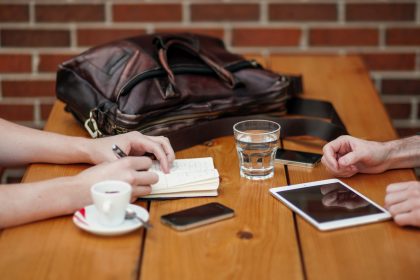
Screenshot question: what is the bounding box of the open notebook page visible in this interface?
[149,157,215,173]
[148,157,219,191]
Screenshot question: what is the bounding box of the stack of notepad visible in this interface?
[144,157,220,198]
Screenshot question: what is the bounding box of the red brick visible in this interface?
[38,54,75,72]
[0,54,32,73]
[113,4,182,22]
[386,28,420,46]
[191,4,259,21]
[309,28,378,46]
[382,79,420,95]
[1,29,70,47]
[41,103,54,120]
[0,104,33,121]
[0,4,29,22]
[357,53,415,71]
[35,4,104,22]
[346,3,415,22]
[269,4,337,21]
[77,28,146,47]
[155,28,224,40]
[396,128,420,137]
[2,80,56,97]
[232,28,301,47]
[384,103,411,119]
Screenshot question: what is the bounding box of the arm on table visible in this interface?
[0,118,176,228]
[0,118,175,172]
[321,135,420,177]
[0,157,157,228]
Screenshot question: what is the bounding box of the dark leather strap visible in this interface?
[157,39,237,89]
[163,98,348,151]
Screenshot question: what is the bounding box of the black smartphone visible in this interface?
[275,148,322,168]
[161,202,235,231]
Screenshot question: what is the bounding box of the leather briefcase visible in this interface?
[56,33,347,151]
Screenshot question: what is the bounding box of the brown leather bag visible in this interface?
[56,33,347,151]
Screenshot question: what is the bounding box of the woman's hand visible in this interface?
[86,131,175,173]
[73,156,159,205]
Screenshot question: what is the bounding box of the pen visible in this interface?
[112,144,127,159]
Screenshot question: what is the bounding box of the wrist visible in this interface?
[380,140,397,171]
[74,137,96,164]
[382,136,418,170]
[59,175,92,214]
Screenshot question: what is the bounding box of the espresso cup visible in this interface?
[90,180,132,227]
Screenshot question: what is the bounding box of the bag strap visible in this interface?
[155,36,238,90]
[162,97,348,151]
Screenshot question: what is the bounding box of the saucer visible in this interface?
[73,204,149,236]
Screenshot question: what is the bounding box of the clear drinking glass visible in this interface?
[233,120,280,180]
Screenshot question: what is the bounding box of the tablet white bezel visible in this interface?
[269,179,391,231]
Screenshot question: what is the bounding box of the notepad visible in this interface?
[143,157,220,198]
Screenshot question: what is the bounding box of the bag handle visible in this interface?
[154,36,238,90]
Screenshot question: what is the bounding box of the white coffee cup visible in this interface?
[90,180,132,227]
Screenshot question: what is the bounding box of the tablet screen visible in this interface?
[276,182,384,223]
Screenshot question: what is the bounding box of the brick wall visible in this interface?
[0,0,419,136]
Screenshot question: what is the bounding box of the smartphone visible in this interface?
[275,148,322,168]
[161,202,235,231]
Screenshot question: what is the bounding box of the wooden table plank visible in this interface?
[140,56,304,280]
[270,55,419,280]
[141,138,302,280]
[0,102,147,280]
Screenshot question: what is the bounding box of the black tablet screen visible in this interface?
[277,182,384,223]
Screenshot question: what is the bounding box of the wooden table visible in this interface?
[0,56,418,280]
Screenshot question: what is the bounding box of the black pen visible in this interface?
[112,144,127,159]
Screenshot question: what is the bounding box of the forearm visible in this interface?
[384,135,420,170]
[0,176,90,228]
[0,118,92,166]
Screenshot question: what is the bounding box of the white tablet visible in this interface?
[269,179,391,231]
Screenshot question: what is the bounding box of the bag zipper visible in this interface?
[110,94,288,134]
[116,60,261,101]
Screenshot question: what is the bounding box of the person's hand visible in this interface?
[86,131,175,173]
[73,157,158,206]
[321,135,390,177]
[385,181,420,227]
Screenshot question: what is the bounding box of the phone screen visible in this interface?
[275,149,322,166]
[161,202,234,230]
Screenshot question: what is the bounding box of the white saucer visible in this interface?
[73,204,149,236]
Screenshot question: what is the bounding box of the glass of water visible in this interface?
[233,120,281,180]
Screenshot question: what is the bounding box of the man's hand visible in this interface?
[321,135,390,177]
[385,181,420,227]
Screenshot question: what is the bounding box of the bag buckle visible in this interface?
[84,111,103,138]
